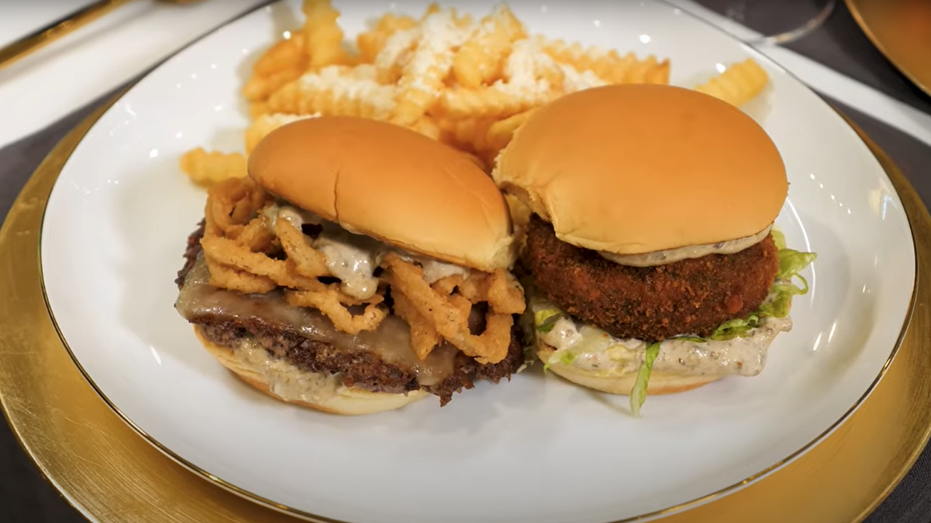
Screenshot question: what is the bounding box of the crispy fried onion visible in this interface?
[382,253,525,364]
[201,177,387,333]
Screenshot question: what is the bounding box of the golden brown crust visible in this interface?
[493,84,788,255]
[535,340,720,396]
[248,116,515,271]
[194,326,428,415]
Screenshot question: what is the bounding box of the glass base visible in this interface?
[688,0,838,45]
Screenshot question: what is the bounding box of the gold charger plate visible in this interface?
[1,97,930,523]
[846,0,931,97]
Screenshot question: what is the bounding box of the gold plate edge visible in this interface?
[5,96,927,523]
[31,110,926,523]
[844,0,931,97]
[32,102,922,523]
[846,122,930,522]
[0,102,114,523]
[1,0,926,520]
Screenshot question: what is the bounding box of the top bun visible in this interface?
[249,116,515,271]
[493,84,788,255]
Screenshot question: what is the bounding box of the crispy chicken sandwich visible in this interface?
[175,116,527,415]
[493,84,816,415]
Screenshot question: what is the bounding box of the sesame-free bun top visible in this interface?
[493,84,788,255]
[249,116,514,271]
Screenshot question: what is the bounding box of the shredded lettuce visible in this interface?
[531,230,816,417]
[710,314,762,341]
[630,342,661,417]
[771,228,787,250]
[543,349,576,372]
[672,336,706,343]
[709,232,817,341]
[535,308,562,333]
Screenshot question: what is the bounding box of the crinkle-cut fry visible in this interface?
[275,218,330,278]
[302,0,349,69]
[558,63,608,93]
[374,27,421,84]
[242,32,309,103]
[285,287,387,335]
[486,109,535,155]
[205,255,277,294]
[437,117,495,152]
[266,65,397,118]
[245,113,319,154]
[357,14,418,64]
[694,58,769,107]
[538,37,626,82]
[409,116,441,141]
[382,253,514,364]
[391,10,470,127]
[620,55,670,85]
[336,53,369,67]
[503,37,564,91]
[392,290,442,360]
[539,36,669,85]
[421,2,441,20]
[243,65,308,104]
[179,148,248,188]
[437,84,551,120]
[439,38,561,120]
[252,32,308,78]
[249,101,270,119]
[452,4,527,88]
[452,10,473,28]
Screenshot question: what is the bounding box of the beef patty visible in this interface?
[524,215,779,341]
[175,221,525,406]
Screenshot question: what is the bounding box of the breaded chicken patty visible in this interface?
[524,216,779,341]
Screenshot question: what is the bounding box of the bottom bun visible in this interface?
[194,326,428,415]
[535,338,720,396]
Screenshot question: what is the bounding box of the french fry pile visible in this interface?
[180,0,770,187]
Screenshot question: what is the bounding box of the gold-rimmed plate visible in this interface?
[22,1,922,522]
[2,96,930,523]
[846,0,931,97]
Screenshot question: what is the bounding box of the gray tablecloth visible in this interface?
[2,2,930,522]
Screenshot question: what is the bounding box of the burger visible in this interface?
[174,116,527,415]
[492,84,816,415]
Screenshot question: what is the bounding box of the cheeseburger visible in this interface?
[175,116,526,415]
[493,84,816,415]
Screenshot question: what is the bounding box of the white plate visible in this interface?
[39,1,915,522]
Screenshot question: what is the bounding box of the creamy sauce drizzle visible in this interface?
[265,203,470,298]
[599,224,773,267]
[417,257,472,284]
[533,300,791,378]
[235,337,346,403]
[176,256,459,385]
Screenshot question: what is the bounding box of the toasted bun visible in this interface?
[249,116,514,271]
[494,84,788,255]
[194,327,428,415]
[535,338,720,396]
